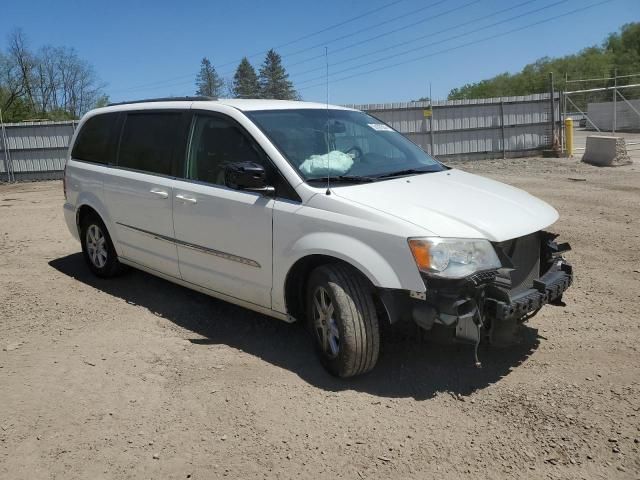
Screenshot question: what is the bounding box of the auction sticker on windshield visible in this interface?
[367,123,394,131]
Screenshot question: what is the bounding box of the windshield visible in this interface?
[247,109,444,182]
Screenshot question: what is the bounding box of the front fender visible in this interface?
[272,231,426,314]
[288,232,402,289]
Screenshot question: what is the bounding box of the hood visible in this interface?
[333,169,558,242]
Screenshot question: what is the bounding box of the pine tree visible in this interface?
[232,57,260,98]
[195,57,224,98]
[258,49,298,100]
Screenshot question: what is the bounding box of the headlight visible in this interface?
[408,237,501,279]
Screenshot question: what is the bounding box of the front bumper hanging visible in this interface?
[485,260,573,323]
[377,233,573,350]
[377,233,573,366]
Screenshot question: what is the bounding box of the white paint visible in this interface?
[64,99,562,321]
[331,169,559,242]
[172,179,274,308]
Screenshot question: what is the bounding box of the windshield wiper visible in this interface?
[374,168,435,179]
[307,175,376,184]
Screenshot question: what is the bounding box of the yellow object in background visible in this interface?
[565,118,574,157]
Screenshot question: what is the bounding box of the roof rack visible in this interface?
[107,96,217,107]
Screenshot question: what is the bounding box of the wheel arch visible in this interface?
[283,253,390,327]
[74,193,120,254]
[278,230,426,327]
[77,204,99,228]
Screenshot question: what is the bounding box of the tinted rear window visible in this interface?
[117,113,181,175]
[71,113,118,164]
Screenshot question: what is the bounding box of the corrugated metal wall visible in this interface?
[348,93,556,159]
[1,93,556,182]
[587,99,640,131]
[0,120,76,181]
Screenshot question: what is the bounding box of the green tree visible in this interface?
[258,49,298,100]
[0,91,33,122]
[232,57,260,98]
[448,22,640,100]
[45,108,76,121]
[605,23,640,76]
[1,29,106,121]
[195,57,224,98]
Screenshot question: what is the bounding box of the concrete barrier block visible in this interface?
[582,136,632,166]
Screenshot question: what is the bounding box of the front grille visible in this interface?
[493,232,541,294]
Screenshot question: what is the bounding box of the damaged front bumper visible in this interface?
[378,231,573,348]
[485,260,572,322]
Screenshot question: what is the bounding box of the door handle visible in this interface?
[149,188,169,199]
[175,194,197,204]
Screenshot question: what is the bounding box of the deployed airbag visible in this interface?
[299,150,354,176]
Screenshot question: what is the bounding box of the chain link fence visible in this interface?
[562,73,640,160]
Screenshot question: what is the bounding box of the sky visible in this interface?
[1,0,638,105]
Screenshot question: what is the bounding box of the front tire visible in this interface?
[306,264,380,377]
[80,213,122,278]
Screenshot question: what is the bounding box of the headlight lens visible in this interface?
[408,237,501,278]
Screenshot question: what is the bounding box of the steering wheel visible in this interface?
[345,146,364,160]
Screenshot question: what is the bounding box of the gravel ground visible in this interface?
[1,157,639,479]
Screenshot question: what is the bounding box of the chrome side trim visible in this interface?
[116,222,261,268]
[178,240,261,268]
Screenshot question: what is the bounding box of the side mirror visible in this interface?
[225,162,274,194]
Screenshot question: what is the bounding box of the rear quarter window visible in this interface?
[71,113,119,164]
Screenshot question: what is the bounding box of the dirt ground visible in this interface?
[1,157,639,479]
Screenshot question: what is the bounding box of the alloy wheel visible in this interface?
[86,224,108,269]
[312,286,340,359]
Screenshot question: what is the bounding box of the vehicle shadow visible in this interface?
[49,253,540,400]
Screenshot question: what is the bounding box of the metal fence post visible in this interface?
[429,103,435,156]
[613,69,617,134]
[549,72,557,152]
[0,108,13,183]
[500,100,506,159]
[559,88,568,152]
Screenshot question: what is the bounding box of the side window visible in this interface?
[71,113,118,164]
[186,115,263,185]
[118,112,181,175]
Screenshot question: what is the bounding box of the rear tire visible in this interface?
[80,213,123,278]
[306,263,380,377]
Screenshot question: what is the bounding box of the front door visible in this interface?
[172,113,274,308]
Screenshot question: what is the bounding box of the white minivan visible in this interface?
[63,97,572,377]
